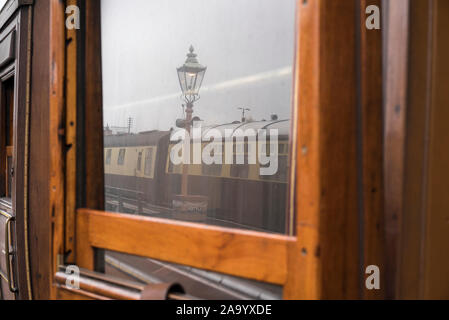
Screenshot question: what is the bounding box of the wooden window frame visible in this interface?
[50,0,386,300]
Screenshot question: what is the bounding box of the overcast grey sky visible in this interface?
[0,0,7,11]
[101,0,296,132]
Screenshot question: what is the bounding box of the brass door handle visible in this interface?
[4,213,17,293]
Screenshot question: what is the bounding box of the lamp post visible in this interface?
[176,45,206,197]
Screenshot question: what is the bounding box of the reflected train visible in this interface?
[104,119,290,233]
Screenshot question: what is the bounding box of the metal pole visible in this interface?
[181,102,193,196]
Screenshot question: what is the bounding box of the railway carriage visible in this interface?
[104,120,290,233]
[104,130,171,212]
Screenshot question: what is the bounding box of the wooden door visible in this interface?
[0,1,33,300]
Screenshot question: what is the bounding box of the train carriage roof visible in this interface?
[104,130,171,148]
[104,119,290,147]
[171,119,290,143]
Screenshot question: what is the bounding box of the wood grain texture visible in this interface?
[284,0,361,299]
[76,207,94,270]
[383,0,410,299]
[84,0,104,211]
[64,0,78,265]
[28,0,52,300]
[400,0,449,300]
[399,0,431,299]
[81,0,105,272]
[77,209,293,285]
[48,0,66,300]
[284,0,321,299]
[358,0,385,300]
[422,0,449,299]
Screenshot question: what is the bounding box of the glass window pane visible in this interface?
[0,0,8,12]
[105,251,282,300]
[102,0,295,234]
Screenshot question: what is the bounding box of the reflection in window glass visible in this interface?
[144,148,154,176]
[102,0,295,234]
[117,149,126,166]
[136,151,142,171]
[105,251,282,300]
[0,0,7,12]
[105,149,112,165]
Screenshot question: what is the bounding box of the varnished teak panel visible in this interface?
[77,209,292,286]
